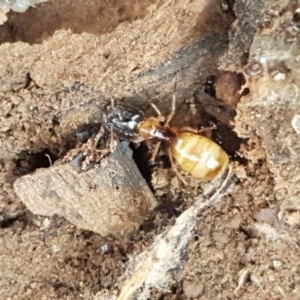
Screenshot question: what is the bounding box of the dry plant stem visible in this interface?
[118,168,233,300]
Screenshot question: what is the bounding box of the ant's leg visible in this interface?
[150,103,165,123]
[150,103,162,116]
[179,126,215,134]
[149,141,162,163]
[197,126,216,139]
[150,77,178,126]
[146,90,164,121]
[198,126,216,134]
[165,76,178,127]
[167,147,187,185]
[165,93,176,127]
[178,126,198,134]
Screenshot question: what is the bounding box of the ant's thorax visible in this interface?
[137,117,175,142]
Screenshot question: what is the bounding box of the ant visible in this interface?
[103,95,229,182]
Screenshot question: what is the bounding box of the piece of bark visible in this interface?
[13,142,157,236]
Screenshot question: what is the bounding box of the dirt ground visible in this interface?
[1,0,300,299]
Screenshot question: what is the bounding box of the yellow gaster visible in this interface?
[170,132,229,180]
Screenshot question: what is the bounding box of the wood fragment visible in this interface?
[13,142,157,236]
